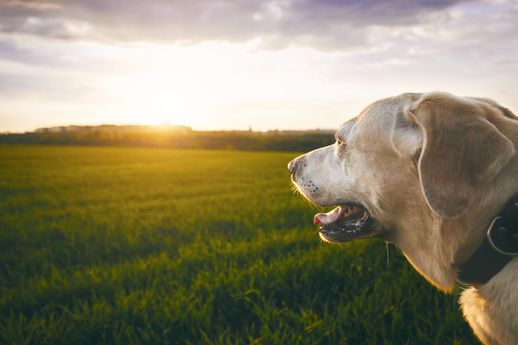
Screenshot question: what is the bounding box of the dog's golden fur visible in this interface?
[290,92,518,344]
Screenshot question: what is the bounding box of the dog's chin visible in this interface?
[314,203,376,243]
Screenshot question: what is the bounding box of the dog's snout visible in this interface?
[288,157,305,177]
[287,159,298,175]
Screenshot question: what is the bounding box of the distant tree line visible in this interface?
[0,125,335,152]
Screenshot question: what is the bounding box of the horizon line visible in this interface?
[0,123,336,135]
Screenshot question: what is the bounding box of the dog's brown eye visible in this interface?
[335,135,346,146]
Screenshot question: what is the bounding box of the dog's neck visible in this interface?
[390,119,518,292]
[387,207,462,291]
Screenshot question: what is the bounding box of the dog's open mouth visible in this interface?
[314,203,375,243]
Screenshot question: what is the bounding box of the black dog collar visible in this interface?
[457,195,518,288]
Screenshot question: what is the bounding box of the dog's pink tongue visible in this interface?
[314,206,344,225]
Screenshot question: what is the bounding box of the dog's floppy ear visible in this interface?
[406,93,515,218]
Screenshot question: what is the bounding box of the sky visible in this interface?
[1,0,518,132]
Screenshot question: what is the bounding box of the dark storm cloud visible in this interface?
[0,0,471,48]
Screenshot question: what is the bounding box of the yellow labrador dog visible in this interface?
[288,92,518,345]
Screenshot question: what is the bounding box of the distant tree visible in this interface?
[0,125,334,152]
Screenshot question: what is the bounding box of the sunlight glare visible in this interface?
[99,74,204,126]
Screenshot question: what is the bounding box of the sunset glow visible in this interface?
[1,0,517,132]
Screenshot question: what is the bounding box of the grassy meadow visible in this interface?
[0,146,477,344]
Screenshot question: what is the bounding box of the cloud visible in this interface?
[0,0,475,49]
[1,0,518,132]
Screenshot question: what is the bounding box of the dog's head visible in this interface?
[289,92,516,288]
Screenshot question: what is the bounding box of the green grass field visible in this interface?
[0,146,477,345]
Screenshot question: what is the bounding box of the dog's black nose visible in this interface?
[287,159,298,175]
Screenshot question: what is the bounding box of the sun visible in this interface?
[97,72,207,127]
